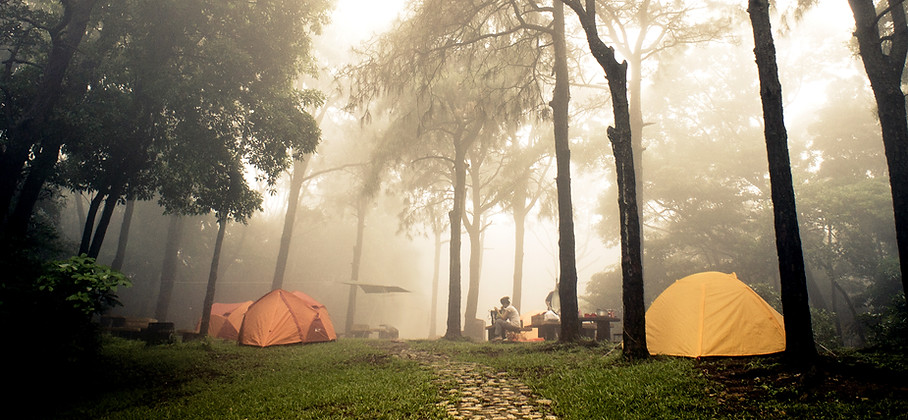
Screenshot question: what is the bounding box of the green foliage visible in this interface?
[36,254,132,319]
[5,0,331,248]
[860,293,908,350]
[810,308,841,351]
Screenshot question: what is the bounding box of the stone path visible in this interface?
[392,345,559,420]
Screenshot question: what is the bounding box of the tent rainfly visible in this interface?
[645,271,786,357]
[238,289,337,347]
[206,301,253,341]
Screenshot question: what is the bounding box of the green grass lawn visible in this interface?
[42,338,446,420]
[32,336,908,419]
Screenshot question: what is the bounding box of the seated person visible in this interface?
[493,296,521,340]
[545,281,560,315]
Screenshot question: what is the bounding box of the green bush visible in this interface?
[861,292,907,350]
[5,255,132,403]
[36,254,132,320]
[810,308,841,351]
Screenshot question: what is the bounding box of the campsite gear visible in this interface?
[206,301,253,341]
[238,289,337,347]
[143,322,175,345]
[645,271,786,357]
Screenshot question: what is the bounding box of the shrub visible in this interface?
[861,292,907,350]
[36,254,132,320]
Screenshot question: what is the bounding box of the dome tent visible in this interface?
[238,289,337,347]
[206,301,253,341]
[645,272,785,357]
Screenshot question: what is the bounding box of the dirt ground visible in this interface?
[695,353,908,416]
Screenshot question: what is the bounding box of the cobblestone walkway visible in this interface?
[392,344,559,420]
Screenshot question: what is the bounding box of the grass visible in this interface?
[28,336,908,419]
[412,340,721,419]
[37,337,445,420]
[408,340,908,419]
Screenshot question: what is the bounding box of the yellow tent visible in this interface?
[645,272,785,357]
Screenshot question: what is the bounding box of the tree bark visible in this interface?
[463,154,484,331]
[430,229,442,338]
[748,0,817,364]
[628,52,645,266]
[552,1,581,343]
[344,197,367,335]
[87,181,124,259]
[848,0,908,309]
[111,198,136,271]
[154,214,185,322]
[1,0,98,235]
[79,190,106,255]
[272,156,310,290]
[199,217,228,335]
[831,278,866,345]
[562,0,647,357]
[511,183,527,312]
[74,192,86,232]
[444,139,467,340]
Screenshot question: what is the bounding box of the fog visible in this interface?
[54,1,896,345]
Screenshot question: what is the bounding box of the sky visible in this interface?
[316,0,409,58]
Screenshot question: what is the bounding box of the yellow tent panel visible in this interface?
[646,272,785,357]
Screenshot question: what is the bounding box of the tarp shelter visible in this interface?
[238,289,337,347]
[645,271,786,357]
[343,282,410,294]
[206,301,253,341]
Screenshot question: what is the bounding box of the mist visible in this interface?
[41,0,900,348]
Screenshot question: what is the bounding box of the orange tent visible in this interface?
[238,289,337,347]
[645,272,786,357]
[291,290,337,341]
[206,301,253,341]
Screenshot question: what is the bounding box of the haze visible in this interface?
[47,0,892,345]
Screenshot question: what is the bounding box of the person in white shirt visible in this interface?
[492,296,521,340]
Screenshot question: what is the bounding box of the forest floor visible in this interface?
[22,336,908,419]
[696,352,908,417]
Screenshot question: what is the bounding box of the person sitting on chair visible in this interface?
[545,280,560,315]
[493,296,521,340]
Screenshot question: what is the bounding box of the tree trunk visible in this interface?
[562,0,647,357]
[512,183,527,312]
[444,140,467,340]
[829,264,843,342]
[6,136,67,237]
[552,1,581,343]
[430,229,442,338]
[74,192,86,232]
[79,190,106,255]
[831,278,866,345]
[463,157,484,329]
[1,0,98,235]
[345,197,367,335]
[87,181,124,259]
[272,156,310,290]
[154,215,185,322]
[748,0,817,364]
[628,53,646,275]
[848,0,908,308]
[199,218,228,336]
[111,198,136,271]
